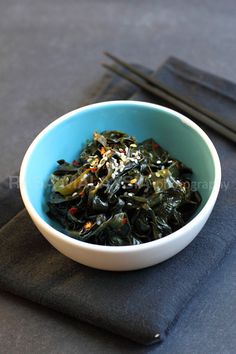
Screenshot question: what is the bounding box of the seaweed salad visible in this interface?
[47,130,201,246]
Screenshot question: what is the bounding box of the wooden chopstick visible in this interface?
[102,54,236,144]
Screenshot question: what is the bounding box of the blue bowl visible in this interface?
[20,101,221,271]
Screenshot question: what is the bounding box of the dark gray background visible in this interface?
[0,1,235,353]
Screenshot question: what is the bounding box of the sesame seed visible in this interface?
[72,192,78,197]
[128,192,134,196]
[120,154,126,162]
[130,178,137,184]
[84,221,93,230]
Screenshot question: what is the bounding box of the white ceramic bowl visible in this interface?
[20,101,221,271]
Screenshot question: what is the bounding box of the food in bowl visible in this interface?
[20,101,221,270]
[47,130,201,246]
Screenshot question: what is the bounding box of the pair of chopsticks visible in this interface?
[102,52,236,144]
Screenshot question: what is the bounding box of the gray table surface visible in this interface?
[0,1,235,353]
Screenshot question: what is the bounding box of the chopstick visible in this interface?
[104,51,236,134]
[102,52,236,144]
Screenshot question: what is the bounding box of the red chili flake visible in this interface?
[68,207,78,215]
[72,160,80,167]
[152,142,159,151]
[100,146,106,155]
[176,162,181,169]
[122,217,127,225]
[90,167,97,173]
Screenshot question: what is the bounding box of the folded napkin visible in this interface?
[0,57,235,345]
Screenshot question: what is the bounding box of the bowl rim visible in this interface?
[20,100,221,253]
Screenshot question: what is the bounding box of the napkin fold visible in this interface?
[0,57,235,345]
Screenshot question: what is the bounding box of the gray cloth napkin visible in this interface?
[0,57,235,345]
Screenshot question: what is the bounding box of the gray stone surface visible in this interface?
[0,0,235,353]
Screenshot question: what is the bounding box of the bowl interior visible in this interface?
[22,102,215,232]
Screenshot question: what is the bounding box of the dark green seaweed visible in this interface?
[47,130,201,246]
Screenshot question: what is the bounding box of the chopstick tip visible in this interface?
[101,62,110,69]
[103,51,113,58]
